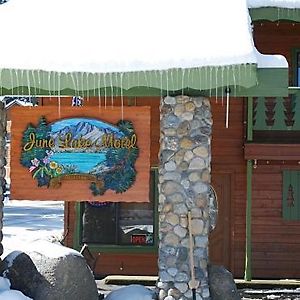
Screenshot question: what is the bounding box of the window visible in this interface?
[80,168,158,246]
[297,52,300,86]
[282,170,300,220]
[292,49,300,86]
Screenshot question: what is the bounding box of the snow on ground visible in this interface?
[0,200,64,300]
[0,200,154,300]
[0,277,32,299]
[105,285,155,300]
[2,200,64,258]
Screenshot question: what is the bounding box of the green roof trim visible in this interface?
[233,68,288,97]
[0,64,258,97]
[250,7,300,22]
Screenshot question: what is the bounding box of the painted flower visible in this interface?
[56,166,63,174]
[43,156,50,164]
[46,150,54,157]
[29,165,37,173]
[31,158,40,167]
[49,161,58,170]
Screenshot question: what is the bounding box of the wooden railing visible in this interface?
[253,89,300,131]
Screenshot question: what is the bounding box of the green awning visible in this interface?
[250,7,300,22]
[0,65,259,97]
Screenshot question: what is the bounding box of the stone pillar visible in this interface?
[157,96,212,300]
[0,102,6,258]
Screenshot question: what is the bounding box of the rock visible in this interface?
[208,264,241,300]
[2,251,47,299]
[2,242,98,300]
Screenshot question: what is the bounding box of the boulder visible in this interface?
[208,264,241,300]
[2,251,48,299]
[2,241,99,300]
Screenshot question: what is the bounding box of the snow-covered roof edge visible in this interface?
[248,0,300,9]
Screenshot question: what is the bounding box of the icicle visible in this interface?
[187,68,191,92]
[70,73,77,97]
[9,69,13,96]
[93,73,97,101]
[195,68,198,92]
[98,74,102,112]
[31,70,37,100]
[21,69,24,95]
[120,72,124,120]
[15,70,20,96]
[209,67,213,98]
[221,66,224,106]
[166,70,169,96]
[205,66,209,90]
[104,73,107,109]
[48,71,52,99]
[225,87,230,128]
[110,73,114,108]
[58,72,61,118]
[232,65,237,97]
[181,69,185,95]
[37,70,41,97]
[26,70,31,98]
[159,70,163,97]
[144,71,149,89]
[80,72,84,99]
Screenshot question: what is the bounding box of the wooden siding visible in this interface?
[211,98,247,278]
[251,165,300,278]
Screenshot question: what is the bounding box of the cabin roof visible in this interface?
[0,0,296,96]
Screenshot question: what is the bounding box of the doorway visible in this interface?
[209,172,232,270]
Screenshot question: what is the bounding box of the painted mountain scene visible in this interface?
[20,116,139,196]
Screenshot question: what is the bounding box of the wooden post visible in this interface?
[244,97,253,281]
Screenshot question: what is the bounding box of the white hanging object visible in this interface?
[225,88,230,128]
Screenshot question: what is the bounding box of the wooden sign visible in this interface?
[10,106,150,202]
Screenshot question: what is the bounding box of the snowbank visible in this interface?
[0,277,32,300]
[105,285,155,300]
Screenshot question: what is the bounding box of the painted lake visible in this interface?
[51,152,106,173]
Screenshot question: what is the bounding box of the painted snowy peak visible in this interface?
[52,121,117,143]
[51,119,123,145]
[248,0,300,8]
[0,0,258,72]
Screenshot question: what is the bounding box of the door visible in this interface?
[209,172,232,269]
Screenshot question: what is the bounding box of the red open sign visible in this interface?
[131,234,147,245]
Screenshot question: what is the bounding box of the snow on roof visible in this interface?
[248,0,300,8]
[5,99,34,109]
[0,0,271,74]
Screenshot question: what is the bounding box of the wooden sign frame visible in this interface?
[10,106,150,202]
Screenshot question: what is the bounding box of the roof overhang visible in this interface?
[248,0,300,22]
[0,0,290,98]
[250,7,300,22]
